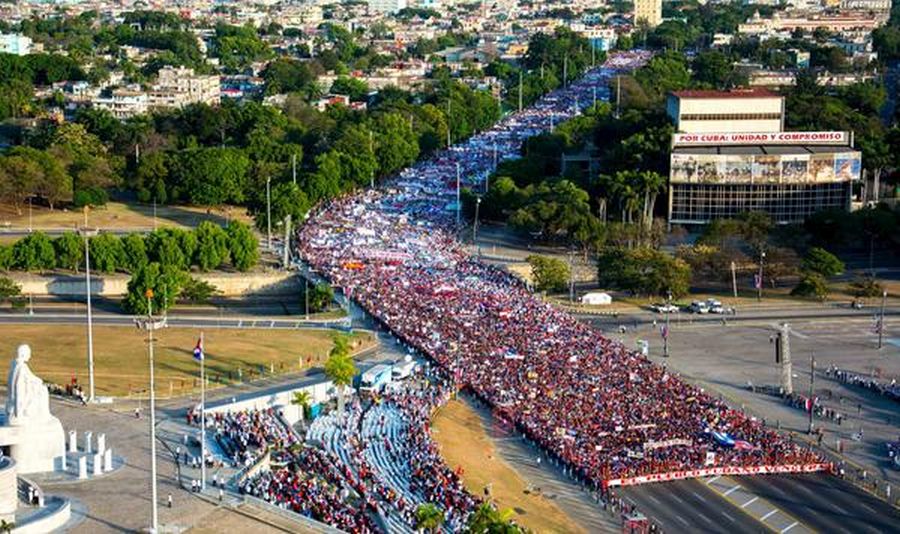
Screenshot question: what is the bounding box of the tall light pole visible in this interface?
[757,250,766,302]
[807,352,816,434]
[878,290,887,349]
[664,290,672,358]
[456,161,461,227]
[266,177,272,250]
[135,290,165,534]
[473,196,481,249]
[79,214,98,402]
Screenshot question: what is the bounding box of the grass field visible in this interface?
[0,201,252,231]
[0,324,374,397]
[432,399,582,534]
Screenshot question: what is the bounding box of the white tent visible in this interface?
[580,292,612,306]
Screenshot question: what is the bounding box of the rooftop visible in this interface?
[670,88,780,99]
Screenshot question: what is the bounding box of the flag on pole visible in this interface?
[753,274,762,290]
[193,338,204,361]
[660,325,669,340]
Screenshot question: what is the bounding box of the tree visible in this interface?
[0,245,12,272]
[597,247,691,298]
[194,221,230,271]
[89,233,124,273]
[12,232,56,272]
[54,232,84,272]
[324,335,357,417]
[307,282,334,313]
[801,247,844,278]
[0,277,21,302]
[291,390,313,421]
[526,255,570,293]
[373,112,420,178]
[467,503,522,534]
[850,276,883,298]
[791,273,829,301]
[121,233,149,273]
[146,229,194,270]
[171,147,250,205]
[415,503,445,533]
[225,221,259,271]
[180,277,219,304]
[123,262,186,315]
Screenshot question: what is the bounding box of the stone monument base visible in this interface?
[0,417,65,474]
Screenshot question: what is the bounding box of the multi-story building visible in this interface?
[0,33,32,56]
[634,0,662,28]
[148,66,220,109]
[92,89,149,119]
[667,89,785,134]
[368,0,408,14]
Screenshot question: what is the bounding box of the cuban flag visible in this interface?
[660,324,669,340]
[753,274,762,290]
[733,440,755,451]
[711,430,735,448]
[193,338,204,362]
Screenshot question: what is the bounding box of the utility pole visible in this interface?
[266,177,272,250]
[135,291,165,534]
[456,162,461,226]
[807,352,816,434]
[593,86,597,107]
[79,208,98,403]
[567,249,575,302]
[369,130,375,189]
[292,153,297,185]
[518,70,523,112]
[615,76,621,118]
[731,261,738,298]
[446,99,452,147]
[591,43,596,67]
[282,215,291,270]
[563,55,568,89]
[878,290,887,349]
[663,290,672,358]
[28,196,32,233]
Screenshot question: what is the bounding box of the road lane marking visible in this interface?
[741,497,759,508]
[859,502,877,514]
[831,503,849,514]
[721,511,736,522]
[781,521,798,533]
[647,494,661,505]
[691,491,707,503]
[724,484,741,496]
[760,509,778,521]
[675,515,689,526]
[707,475,721,484]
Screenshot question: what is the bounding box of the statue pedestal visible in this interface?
[0,416,65,474]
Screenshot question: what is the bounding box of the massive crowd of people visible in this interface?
[207,408,299,467]
[296,49,826,489]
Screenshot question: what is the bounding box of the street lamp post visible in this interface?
[757,250,766,302]
[878,290,887,349]
[266,177,272,251]
[134,291,166,534]
[664,290,672,358]
[456,162,461,227]
[78,224,99,402]
[807,352,816,434]
[473,196,481,253]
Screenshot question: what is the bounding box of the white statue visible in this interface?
[6,344,52,425]
[0,343,65,474]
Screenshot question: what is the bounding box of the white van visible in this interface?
[392,360,418,381]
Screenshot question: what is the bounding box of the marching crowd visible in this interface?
[826,366,900,404]
[297,48,825,490]
[207,408,299,468]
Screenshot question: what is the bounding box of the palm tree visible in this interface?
[291,390,312,423]
[323,334,357,420]
[467,503,521,533]
[637,170,667,232]
[415,503,445,533]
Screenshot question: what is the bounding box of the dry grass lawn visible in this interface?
[0,324,374,397]
[432,399,582,534]
[0,201,252,231]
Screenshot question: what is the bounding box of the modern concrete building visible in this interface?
[667,89,785,134]
[368,0,408,14]
[634,0,662,27]
[0,33,32,56]
[92,89,149,119]
[667,131,860,225]
[148,66,220,109]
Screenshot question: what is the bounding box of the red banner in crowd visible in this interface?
[604,463,832,488]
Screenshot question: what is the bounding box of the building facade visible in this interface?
[634,0,662,27]
[667,89,785,133]
[148,66,220,109]
[667,131,859,225]
[368,0,408,14]
[0,33,32,56]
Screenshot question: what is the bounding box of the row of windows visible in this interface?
[680,113,782,121]
[669,183,849,224]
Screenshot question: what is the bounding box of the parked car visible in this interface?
[651,303,679,313]
[688,301,709,314]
